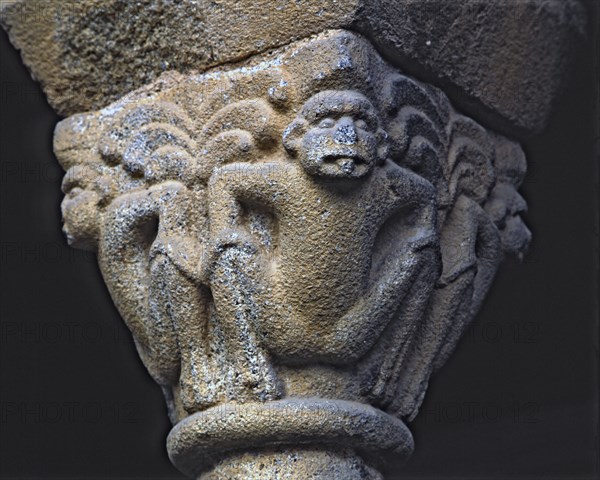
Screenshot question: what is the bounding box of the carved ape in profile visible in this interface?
[54,30,531,478]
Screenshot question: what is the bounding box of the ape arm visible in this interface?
[324,163,439,362]
[206,162,293,253]
[98,182,195,385]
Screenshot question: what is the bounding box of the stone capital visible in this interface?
[1,2,586,478]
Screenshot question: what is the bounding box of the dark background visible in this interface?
[1,5,598,479]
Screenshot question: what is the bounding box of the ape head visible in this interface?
[283,91,388,179]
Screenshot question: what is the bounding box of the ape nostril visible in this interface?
[334,123,358,145]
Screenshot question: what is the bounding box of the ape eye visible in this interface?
[355,119,368,130]
[318,118,335,128]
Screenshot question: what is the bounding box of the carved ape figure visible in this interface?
[207,90,438,369]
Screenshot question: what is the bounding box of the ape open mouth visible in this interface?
[318,154,373,178]
[322,152,366,164]
[336,157,359,175]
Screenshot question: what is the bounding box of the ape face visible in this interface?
[485,183,531,258]
[60,165,107,251]
[283,91,388,179]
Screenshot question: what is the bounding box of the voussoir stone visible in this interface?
[0,0,585,135]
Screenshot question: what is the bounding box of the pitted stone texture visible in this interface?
[1,0,585,135]
[362,0,586,136]
[51,32,532,478]
[167,399,412,478]
[201,448,383,480]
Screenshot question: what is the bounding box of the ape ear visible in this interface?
[375,128,389,165]
[282,119,307,156]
